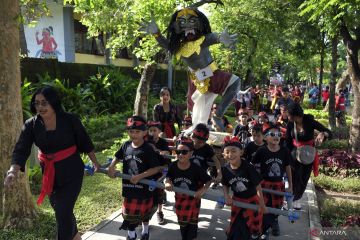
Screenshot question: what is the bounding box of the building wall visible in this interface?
[24,2,66,62]
[63,6,75,62]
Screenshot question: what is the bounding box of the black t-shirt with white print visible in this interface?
[115,140,160,199]
[189,144,215,171]
[154,137,171,166]
[244,141,266,163]
[155,137,170,152]
[252,146,290,182]
[221,160,262,199]
[167,161,212,193]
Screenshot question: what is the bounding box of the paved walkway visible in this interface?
[82,180,315,240]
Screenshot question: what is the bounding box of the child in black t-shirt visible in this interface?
[190,123,222,186]
[165,137,212,240]
[147,121,171,225]
[252,124,293,238]
[244,123,266,173]
[108,116,161,240]
[181,115,193,132]
[233,112,249,142]
[221,136,267,240]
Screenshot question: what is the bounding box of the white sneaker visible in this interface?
[293,200,302,210]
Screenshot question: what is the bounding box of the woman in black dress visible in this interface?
[4,87,100,240]
[153,87,182,138]
[285,102,331,210]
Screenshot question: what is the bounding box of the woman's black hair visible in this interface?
[160,87,171,96]
[30,86,63,114]
[287,102,304,117]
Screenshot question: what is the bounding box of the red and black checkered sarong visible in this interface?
[230,195,263,236]
[175,193,201,227]
[121,197,156,226]
[261,180,285,209]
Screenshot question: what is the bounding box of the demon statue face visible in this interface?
[173,8,203,40]
[168,8,211,54]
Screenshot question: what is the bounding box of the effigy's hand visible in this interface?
[219,28,237,49]
[139,13,160,35]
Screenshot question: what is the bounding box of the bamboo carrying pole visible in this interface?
[95,168,299,222]
[159,155,294,205]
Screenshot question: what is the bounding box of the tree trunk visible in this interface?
[0,0,37,228]
[336,68,350,92]
[340,25,360,152]
[318,32,325,104]
[328,36,338,129]
[133,63,157,119]
[323,68,350,111]
[244,68,254,89]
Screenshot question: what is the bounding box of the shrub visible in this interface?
[313,174,360,193]
[304,109,328,119]
[22,69,139,117]
[102,136,130,159]
[331,125,350,139]
[82,112,131,151]
[320,198,360,227]
[83,67,138,114]
[21,79,36,120]
[317,139,349,150]
[318,149,360,177]
[28,165,42,194]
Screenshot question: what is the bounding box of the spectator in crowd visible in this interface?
[335,89,346,127]
[321,86,330,108]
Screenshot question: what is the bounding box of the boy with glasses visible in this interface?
[165,137,212,240]
[252,124,293,238]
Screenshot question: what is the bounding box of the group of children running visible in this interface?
[107,108,294,240]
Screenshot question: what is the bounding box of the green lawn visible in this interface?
[314,173,360,227]
[0,153,122,240]
[313,174,360,193]
[319,198,360,227]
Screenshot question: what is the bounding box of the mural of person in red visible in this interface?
[35,26,60,59]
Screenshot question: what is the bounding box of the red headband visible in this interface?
[127,118,146,130]
[223,136,242,149]
[147,121,162,130]
[192,128,209,140]
[176,137,194,150]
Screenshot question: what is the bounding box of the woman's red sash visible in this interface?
[37,145,77,205]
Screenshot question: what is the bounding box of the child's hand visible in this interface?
[225,195,233,206]
[214,173,222,184]
[259,204,268,214]
[93,162,101,172]
[286,187,293,194]
[165,182,173,192]
[159,151,169,155]
[130,175,141,184]
[108,166,116,178]
[194,189,205,199]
